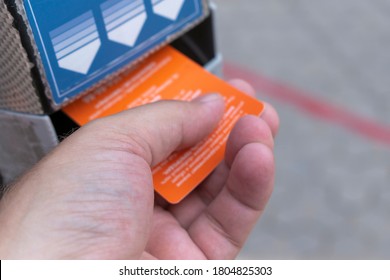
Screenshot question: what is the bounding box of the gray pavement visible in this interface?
[213,0,390,259]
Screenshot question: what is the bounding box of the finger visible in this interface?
[141,252,158,260]
[85,94,225,166]
[229,79,256,97]
[169,116,273,229]
[155,81,259,211]
[188,142,274,259]
[262,103,280,137]
[145,206,206,259]
[168,80,269,224]
[225,115,274,168]
[229,79,279,137]
[167,161,230,228]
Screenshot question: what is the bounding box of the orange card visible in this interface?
[63,46,265,204]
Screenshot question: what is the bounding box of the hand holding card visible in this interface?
[64,46,265,203]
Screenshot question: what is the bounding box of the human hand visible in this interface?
[0,80,279,259]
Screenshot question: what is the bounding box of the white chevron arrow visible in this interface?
[152,0,185,21]
[102,0,147,47]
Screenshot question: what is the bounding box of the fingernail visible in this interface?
[194,93,223,104]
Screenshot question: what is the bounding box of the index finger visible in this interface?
[229,79,279,137]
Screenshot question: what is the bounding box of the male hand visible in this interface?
[0,80,279,259]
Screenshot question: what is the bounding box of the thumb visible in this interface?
[88,93,225,166]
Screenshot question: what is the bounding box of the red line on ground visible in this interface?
[224,62,390,146]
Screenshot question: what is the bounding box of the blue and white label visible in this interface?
[50,12,101,75]
[102,0,147,47]
[24,0,205,105]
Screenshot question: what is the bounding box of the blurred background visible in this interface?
[213,0,390,259]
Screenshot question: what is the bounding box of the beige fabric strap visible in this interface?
[0,0,43,114]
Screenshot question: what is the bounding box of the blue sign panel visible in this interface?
[24,0,205,105]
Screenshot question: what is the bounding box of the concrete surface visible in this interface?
[213,0,390,259]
